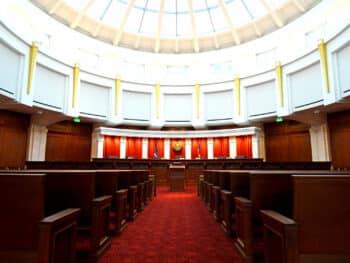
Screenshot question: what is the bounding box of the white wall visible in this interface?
[289,62,323,110]
[164,93,192,123]
[79,81,110,118]
[122,89,151,121]
[0,40,22,97]
[335,42,350,96]
[33,64,67,110]
[246,80,277,118]
[204,86,234,121]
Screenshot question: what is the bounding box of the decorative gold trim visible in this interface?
[195,83,200,119]
[26,42,38,95]
[155,83,160,119]
[275,62,284,107]
[173,141,182,152]
[115,78,121,115]
[234,77,240,115]
[72,64,80,108]
[318,39,330,93]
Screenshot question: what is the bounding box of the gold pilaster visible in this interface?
[234,77,240,115]
[275,62,284,107]
[115,78,121,115]
[72,64,80,108]
[26,42,38,95]
[195,83,200,119]
[155,83,160,119]
[318,39,330,93]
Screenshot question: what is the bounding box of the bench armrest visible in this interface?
[38,208,80,263]
[261,210,297,263]
[234,197,253,255]
[91,195,112,251]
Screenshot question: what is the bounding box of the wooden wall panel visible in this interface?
[264,121,312,162]
[0,110,30,168]
[328,110,350,169]
[46,121,92,161]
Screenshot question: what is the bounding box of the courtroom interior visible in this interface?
[0,0,350,262]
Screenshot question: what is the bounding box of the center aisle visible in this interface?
[99,187,241,263]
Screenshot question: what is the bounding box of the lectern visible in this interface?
[169,163,185,192]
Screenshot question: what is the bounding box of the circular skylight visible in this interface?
[31,0,320,53]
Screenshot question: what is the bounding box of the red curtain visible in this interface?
[191,138,207,159]
[126,137,142,159]
[236,135,252,158]
[170,138,185,159]
[213,137,229,158]
[148,138,164,159]
[103,136,120,158]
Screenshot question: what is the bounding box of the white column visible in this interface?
[120,137,126,158]
[164,138,170,159]
[185,139,192,159]
[252,134,260,158]
[207,138,214,159]
[95,134,104,158]
[259,130,266,161]
[309,123,331,161]
[142,138,148,159]
[27,123,47,161]
[229,136,237,158]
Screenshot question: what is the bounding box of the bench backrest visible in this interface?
[0,174,45,250]
[293,175,350,254]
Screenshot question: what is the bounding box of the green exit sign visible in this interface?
[276,116,284,122]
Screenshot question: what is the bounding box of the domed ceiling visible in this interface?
[32,0,320,53]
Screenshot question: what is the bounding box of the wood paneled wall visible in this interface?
[328,110,350,169]
[264,121,312,162]
[0,110,30,168]
[46,121,92,161]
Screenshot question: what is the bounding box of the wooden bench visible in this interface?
[1,169,112,263]
[261,175,350,263]
[34,170,112,263]
[233,170,349,263]
[0,173,80,263]
[95,170,129,235]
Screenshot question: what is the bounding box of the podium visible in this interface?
[169,163,185,192]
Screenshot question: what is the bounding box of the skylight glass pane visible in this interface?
[147,1,161,12]
[163,0,176,14]
[177,13,192,37]
[264,0,286,9]
[86,0,111,20]
[225,1,252,27]
[195,11,213,35]
[102,0,126,28]
[192,0,207,12]
[177,0,189,13]
[124,5,144,33]
[134,0,148,10]
[161,13,176,37]
[209,7,228,32]
[140,10,158,35]
[64,0,89,11]
[241,0,268,18]
[206,0,219,9]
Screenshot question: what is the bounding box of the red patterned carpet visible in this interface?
[99,187,241,263]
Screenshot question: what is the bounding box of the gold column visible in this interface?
[318,39,330,93]
[26,42,38,95]
[115,78,121,115]
[155,83,160,119]
[275,62,284,107]
[195,83,200,119]
[234,77,240,115]
[72,64,80,108]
